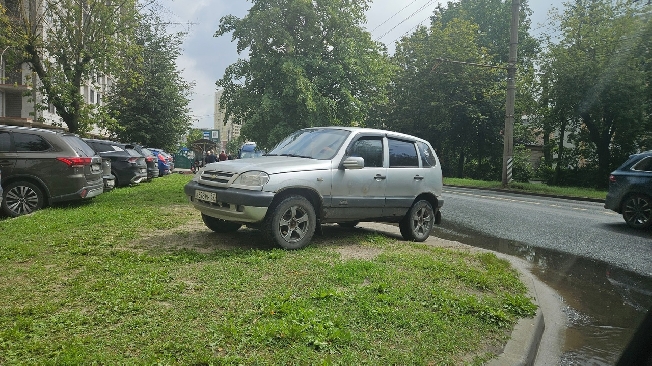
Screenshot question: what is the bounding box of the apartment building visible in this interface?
[214,89,240,150]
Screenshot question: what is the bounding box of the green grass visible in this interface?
[444,177,607,200]
[0,174,536,365]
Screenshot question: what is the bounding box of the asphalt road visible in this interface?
[438,186,652,277]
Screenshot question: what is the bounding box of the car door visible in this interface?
[0,131,16,182]
[383,138,423,218]
[329,134,387,220]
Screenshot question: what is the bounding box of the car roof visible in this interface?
[303,126,430,143]
[0,124,72,136]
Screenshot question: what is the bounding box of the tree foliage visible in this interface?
[101,11,193,151]
[538,0,649,185]
[385,0,539,179]
[4,0,141,134]
[215,0,393,149]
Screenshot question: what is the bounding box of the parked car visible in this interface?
[0,168,3,207]
[101,158,115,192]
[159,150,175,172]
[83,139,148,188]
[184,127,444,249]
[605,150,652,229]
[238,142,265,159]
[130,144,160,181]
[0,125,104,217]
[148,148,171,176]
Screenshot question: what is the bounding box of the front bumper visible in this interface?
[184,180,275,223]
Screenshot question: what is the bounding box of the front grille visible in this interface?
[200,170,235,186]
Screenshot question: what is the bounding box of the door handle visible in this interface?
[374,174,386,180]
[414,176,424,180]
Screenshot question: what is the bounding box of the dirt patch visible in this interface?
[334,245,383,260]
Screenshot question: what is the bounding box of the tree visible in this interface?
[101,11,193,151]
[539,0,649,185]
[4,0,140,134]
[386,0,539,179]
[215,0,392,149]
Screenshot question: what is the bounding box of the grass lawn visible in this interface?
[0,174,536,365]
[444,177,607,201]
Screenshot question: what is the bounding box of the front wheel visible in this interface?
[399,199,434,242]
[622,194,652,229]
[264,195,316,250]
[2,181,46,217]
[201,213,242,233]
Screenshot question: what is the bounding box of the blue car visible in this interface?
[605,150,652,229]
[148,148,171,176]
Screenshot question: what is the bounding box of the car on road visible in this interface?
[184,126,444,249]
[83,139,148,188]
[0,125,104,217]
[238,142,264,159]
[605,150,652,229]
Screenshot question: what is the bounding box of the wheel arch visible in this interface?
[2,175,51,206]
[267,187,324,219]
[412,192,442,224]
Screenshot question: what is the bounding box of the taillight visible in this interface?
[609,175,617,183]
[145,156,153,162]
[127,157,138,164]
[57,157,93,167]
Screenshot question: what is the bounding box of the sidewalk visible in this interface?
[356,222,566,366]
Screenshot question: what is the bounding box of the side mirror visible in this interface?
[342,156,364,170]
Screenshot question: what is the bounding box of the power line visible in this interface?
[370,0,421,32]
[375,0,438,41]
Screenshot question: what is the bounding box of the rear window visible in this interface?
[14,133,52,152]
[62,135,97,157]
[417,141,437,167]
[632,156,652,172]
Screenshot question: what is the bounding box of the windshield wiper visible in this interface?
[280,153,313,159]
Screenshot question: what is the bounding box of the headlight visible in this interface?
[234,171,270,187]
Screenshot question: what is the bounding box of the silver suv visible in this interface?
[184,127,444,249]
[0,125,104,217]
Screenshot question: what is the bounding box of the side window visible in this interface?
[350,137,383,168]
[389,139,419,168]
[417,141,437,167]
[14,133,51,152]
[633,157,652,172]
[0,132,11,152]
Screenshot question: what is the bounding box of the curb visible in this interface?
[487,305,545,366]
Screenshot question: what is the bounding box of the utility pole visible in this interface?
[502,0,520,187]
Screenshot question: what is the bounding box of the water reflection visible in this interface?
[436,221,652,365]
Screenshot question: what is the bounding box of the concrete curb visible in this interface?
[487,309,545,366]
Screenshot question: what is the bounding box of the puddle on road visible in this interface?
[436,221,652,365]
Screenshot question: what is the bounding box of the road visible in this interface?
[438,186,652,277]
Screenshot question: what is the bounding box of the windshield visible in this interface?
[266,128,350,160]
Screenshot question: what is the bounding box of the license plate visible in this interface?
[195,190,216,203]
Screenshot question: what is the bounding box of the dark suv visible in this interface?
[605,150,652,229]
[83,139,148,188]
[0,125,104,217]
[130,144,160,181]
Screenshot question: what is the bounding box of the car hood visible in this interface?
[203,156,333,175]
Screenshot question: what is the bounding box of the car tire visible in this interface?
[264,195,316,250]
[201,213,242,233]
[337,221,360,228]
[399,199,434,242]
[622,194,652,229]
[2,181,46,217]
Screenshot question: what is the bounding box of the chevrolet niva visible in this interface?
[184,127,444,249]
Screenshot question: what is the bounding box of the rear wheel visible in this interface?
[399,199,434,242]
[2,181,45,217]
[622,194,652,229]
[264,195,316,250]
[201,213,242,233]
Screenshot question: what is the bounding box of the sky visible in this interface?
[157,0,564,130]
